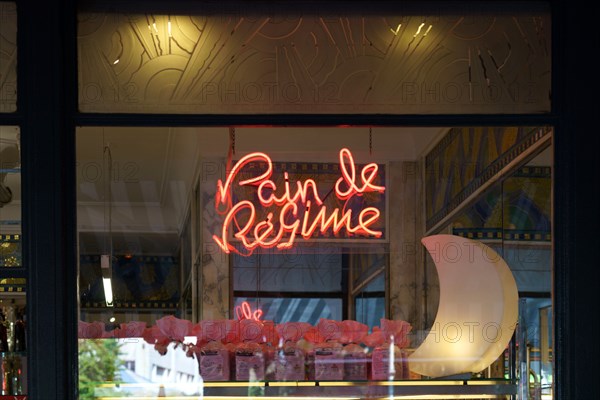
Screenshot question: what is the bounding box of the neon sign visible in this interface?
[235,301,263,321]
[213,148,385,255]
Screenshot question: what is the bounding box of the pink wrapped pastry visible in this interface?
[364,319,412,381]
[114,321,146,338]
[314,319,344,381]
[199,320,230,381]
[156,315,193,342]
[380,319,411,348]
[200,340,231,381]
[142,325,171,355]
[78,321,105,339]
[314,342,343,381]
[236,319,265,381]
[274,322,311,381]
[340,320,368,381]
[223,319,240,344]
[317,318,342,342]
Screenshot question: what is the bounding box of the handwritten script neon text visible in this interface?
[213,148,385,255]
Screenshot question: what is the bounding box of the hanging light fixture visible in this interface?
[101,143,114,307]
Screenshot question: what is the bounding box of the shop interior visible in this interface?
[0,2,559,399]
[71,125,552,398]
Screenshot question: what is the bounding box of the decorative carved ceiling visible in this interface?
[78,10,551,114]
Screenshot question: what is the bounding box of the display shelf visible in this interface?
[94,379,517,399]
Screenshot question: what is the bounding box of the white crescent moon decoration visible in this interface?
[409,234,519,378]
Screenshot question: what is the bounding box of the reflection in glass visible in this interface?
[0,126,20,269]
[233,297,343,325]
[427,141,553,394]
[0,277,26,396]
[75,126,552,397]
[354,273,385,330]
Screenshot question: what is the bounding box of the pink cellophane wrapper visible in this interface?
[379,319,411,348]
[275,322,311,381]
[236,341,265,381]
[156,315,193,342]
[200,340,230,381]
[190,323,202,346]
[370,344,403,380]
[239,319,264,343]
[371,318,412,380]
[362,330,385,348]
[340,320,368,345]
[236,320,266,380]
[317,318,343,342]
[275,343,306,381]
[273,323,310,381]
[78,321,105,339]
[303,326,324,345]
[340,320,368,381]
[343,343,368,381]
[315,341,343,381]
[365,319,411,381]
[142,325,171,355]
[223,320,240,344]
[114,321,146,338]
[314,319,344,381]
[276,322,311,343]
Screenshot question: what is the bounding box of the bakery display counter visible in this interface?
[94,379,517,399]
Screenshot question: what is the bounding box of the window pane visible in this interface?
[0,277,26,395]
[355,296,384,328]
[0,126,20,263]
[428,136,553,390]
[0,124,24,396]
[0,2,17,113]
[76,125,553,398]
[234,297,343,325]
[77,5,550,114]
[233,247,342,293]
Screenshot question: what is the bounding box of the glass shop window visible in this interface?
[0,125,25,396]
[76,125,553,399]
[75,2,554,399]
[77,3,551,115]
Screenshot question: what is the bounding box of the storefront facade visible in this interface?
[0,0,598,399]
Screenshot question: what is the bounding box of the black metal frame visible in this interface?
[0,0,594,399]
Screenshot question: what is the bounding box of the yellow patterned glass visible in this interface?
[78,8,551,114]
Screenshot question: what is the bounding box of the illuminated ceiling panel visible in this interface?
[78,8,550,114]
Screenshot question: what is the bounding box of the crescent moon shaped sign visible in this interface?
[409,234,519,378]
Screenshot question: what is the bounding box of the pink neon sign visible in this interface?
[213,148,385,255]
[235,301,263,321]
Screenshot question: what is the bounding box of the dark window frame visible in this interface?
[7,0,597,399]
